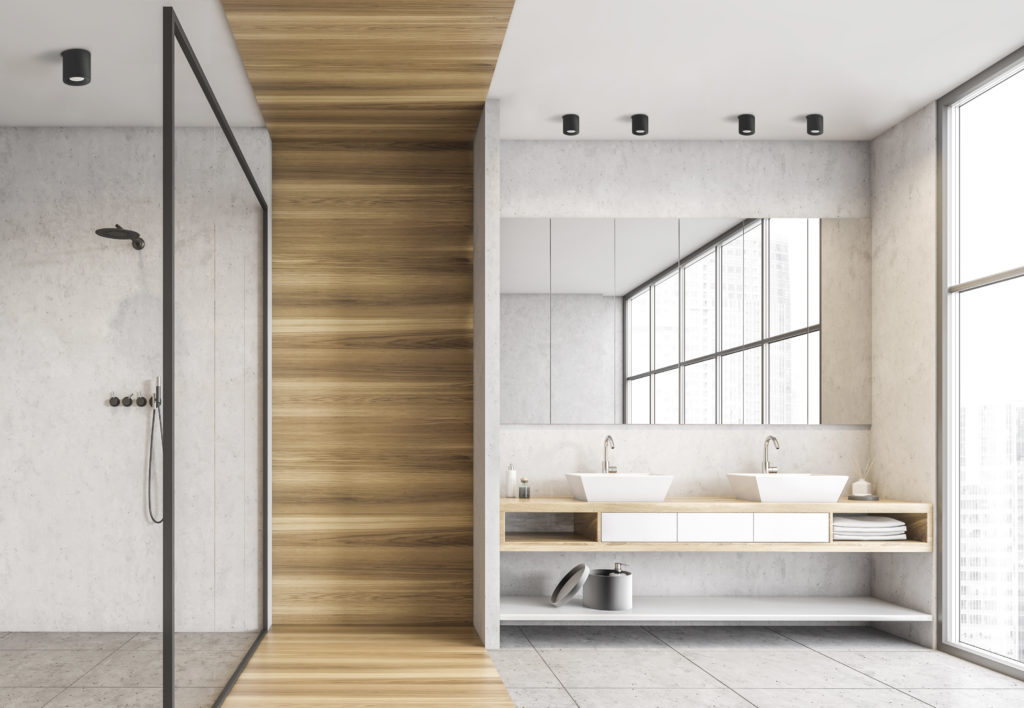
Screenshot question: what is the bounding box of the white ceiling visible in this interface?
[489,0,1024,140]
[0,0,263,128]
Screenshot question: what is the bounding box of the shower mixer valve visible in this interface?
[107,393,153,407]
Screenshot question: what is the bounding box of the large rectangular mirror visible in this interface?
[500,217,871,425]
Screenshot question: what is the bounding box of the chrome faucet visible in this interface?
[603,435,616,474]
[763,435,780,474]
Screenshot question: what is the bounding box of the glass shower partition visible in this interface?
[0,6,266,706]
[164,8,268,707]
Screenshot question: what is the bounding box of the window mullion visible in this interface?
[762,219,770,425]
[648,284,654,423]
[681,254,686,423]
[716,241,722,423]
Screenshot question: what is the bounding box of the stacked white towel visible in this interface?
[833,514,907,541]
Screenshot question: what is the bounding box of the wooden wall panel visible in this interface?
[222,2,514,624]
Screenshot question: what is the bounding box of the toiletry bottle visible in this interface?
[518,477,531,499]
[505,464,517,498]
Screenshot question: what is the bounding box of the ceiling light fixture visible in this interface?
[61,48,91,86]
[631,114,648,136]
[806,114,824,136]
[562,114,580,136]
[738,114,755,136]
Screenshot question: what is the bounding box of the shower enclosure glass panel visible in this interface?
[0,5,266,706]
[167,9,268,706]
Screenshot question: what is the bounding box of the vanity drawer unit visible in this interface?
[601,513,677,542]
[499,498,932,552]
[753,512,829,543]
[677,513,754,542]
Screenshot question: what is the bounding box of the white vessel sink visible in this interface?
[566,473,673,502]
[728,473,848,503]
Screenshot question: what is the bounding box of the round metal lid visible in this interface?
[550,563,589,606]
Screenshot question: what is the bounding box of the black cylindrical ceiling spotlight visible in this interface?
[738,114,755,136]
[61,48,91,86]
[631,114,648,136]
[806,113,824,136]
[562,113,580,136]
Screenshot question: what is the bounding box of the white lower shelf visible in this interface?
[501,595,932,624]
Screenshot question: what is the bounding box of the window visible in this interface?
[943,56,1024,672]
[624,218,820,424]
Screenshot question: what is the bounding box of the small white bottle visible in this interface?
[505,464,518,498]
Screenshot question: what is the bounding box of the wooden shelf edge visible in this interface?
[501,539,933,553]
[501,497,932,514]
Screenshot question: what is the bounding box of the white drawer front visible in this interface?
[601,513,677,542]
[677,513,754,542]
[753,513,829,542]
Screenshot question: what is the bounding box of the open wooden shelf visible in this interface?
[500,497,933,553]
[500,595,933,624]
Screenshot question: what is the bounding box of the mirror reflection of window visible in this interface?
[499,216,861,426]
[622,218,821,425]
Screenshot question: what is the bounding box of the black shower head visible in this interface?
[96,224,144,250]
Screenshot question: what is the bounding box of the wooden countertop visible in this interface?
[500,496,931,514]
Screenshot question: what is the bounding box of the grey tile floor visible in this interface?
[491,626,1024,708]
[0,632,257,708]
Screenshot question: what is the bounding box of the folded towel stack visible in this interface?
[833,514,907,541]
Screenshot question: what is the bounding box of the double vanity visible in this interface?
[499,435,932,626]
[500,495,932,625]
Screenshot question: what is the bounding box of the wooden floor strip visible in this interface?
[223,626,512,707]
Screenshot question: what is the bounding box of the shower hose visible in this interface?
[148,402,164,524]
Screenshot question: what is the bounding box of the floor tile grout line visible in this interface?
[894,688,939,706]
[35,640,126,708]
[521,630,581,707]
[642,626,758,706]
[111,631,139,654]
[40,685,69,708]
[56,645,124,692]
[774,627,936,699]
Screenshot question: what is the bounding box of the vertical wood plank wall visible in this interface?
[222,2,514,625]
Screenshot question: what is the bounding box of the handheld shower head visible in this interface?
[96,224,144,250]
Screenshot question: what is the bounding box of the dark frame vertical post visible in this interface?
[161,8,175,708]
[163,7,271,707]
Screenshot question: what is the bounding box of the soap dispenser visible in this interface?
[504,464,518,498]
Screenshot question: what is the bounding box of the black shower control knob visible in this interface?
[135,395,148,407]
[110,395,121,407]
[121,396,133,407]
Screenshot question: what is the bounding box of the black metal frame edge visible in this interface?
[161,8,175,706]
[163,7,271,707]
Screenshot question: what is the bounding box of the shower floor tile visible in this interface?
[0,632,255,706]
[0,632,135,652]
[0,650,110,688]
[44,686,222,708]
[0,687,64,707]
[123,631,258,652]
[72,649,162,688]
